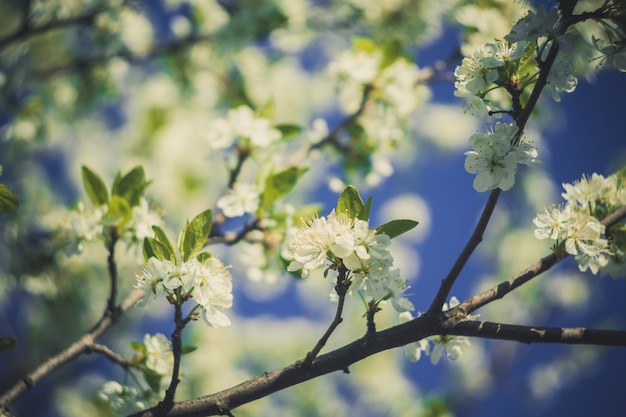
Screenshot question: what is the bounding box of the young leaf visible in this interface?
[195,252,212,263]
[380,39,403,69]
[107,195,132,227]
[375,219,419,239]
[275,124,302,141]
[292,205,321,227]
[81,165,109,206]
[259,97,275,119]
[181,345,198,355]
[336,185,365,219]
[180,209,213,262]
[143,236,173,262]
[362,196,372,221]
[112,165,147,207]
[0,184,19,212]
[0,336,16,353]
[152,225,176,261]
[260,167,308,212]
[352,37,377,54]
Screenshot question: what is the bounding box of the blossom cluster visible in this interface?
[464,122,540,192]
[134,256,234,326]
[287,210,413,312]
[206,105,282,150]
[50,197,164,256]
[400,297,471,364]
[97,333,173,414]
[454,40,528,115]
[216,182,261,218]
[454,6,582,117]
[533,173,626,276]
[326,40,429,186]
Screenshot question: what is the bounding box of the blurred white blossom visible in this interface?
[464,122,540,192]
[217,183,261,218]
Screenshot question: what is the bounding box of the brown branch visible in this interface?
[87,343,133,368]
[127,313,441,417]
[0,289,145,409]
[0,6,104,51]
[447,320,626,346]
[303,266,350,364]
[458,203,626,316]
[128,298,626,417]
[427,189,501,313]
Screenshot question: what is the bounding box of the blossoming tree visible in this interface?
[1,0,626,416]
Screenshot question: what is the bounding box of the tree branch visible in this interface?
[458,203,626,316]
[0,289,145,409]
[428,189,501,313]
[447,320,626,346]
[303,266,350,364]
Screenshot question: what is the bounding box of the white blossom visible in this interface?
[187,257,233,327]
[464,122,540,192]
[216,182,260,218]
[143,333,173,375]
[288,210,413,312]
[98,381,148,414]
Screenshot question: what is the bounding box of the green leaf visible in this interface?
[275,123,302,140]
[152,226,176,261]
[0,336,17,353]
[180,209,212,262]
[81,165,109,206]
[292,204,321,227]
[259,97,275,119]
[181,345,197,355]
[363,196,372,221]
[380,39,403,69]
[260,167,308,212]
[375,219,419,239]
[142,367,164,393]
[129,341,146,354]
[106,195,132,227]
[195,252,212,263]
[142,236,172,261]
[336,185,368,220]
[112,165,147,207]
[0,184,19,212]
[352,37,377,54]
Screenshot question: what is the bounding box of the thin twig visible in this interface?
[303,266,350,365]
[427,189,501,313]
[457,203,626,317]
[0,290,145,409]
[106,230,119,314]
[87,343,133,368]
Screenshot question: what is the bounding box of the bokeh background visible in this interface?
[1,1,625,416]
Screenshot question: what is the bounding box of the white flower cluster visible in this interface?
[534,173,626,275]
[55,201,106,256]
[464,122,540,192]
[327,48,423,115]
[143,333,174,376]
[400,297,471,364]
[326,45,428,186]
[134,256,233,327]
[455,6,580,115]
[50,197,164,256]
[206,105,282,150]
[98,381,151,414]
[454,40,527,115]
[287,210,413,312]
[216,182,260,218]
